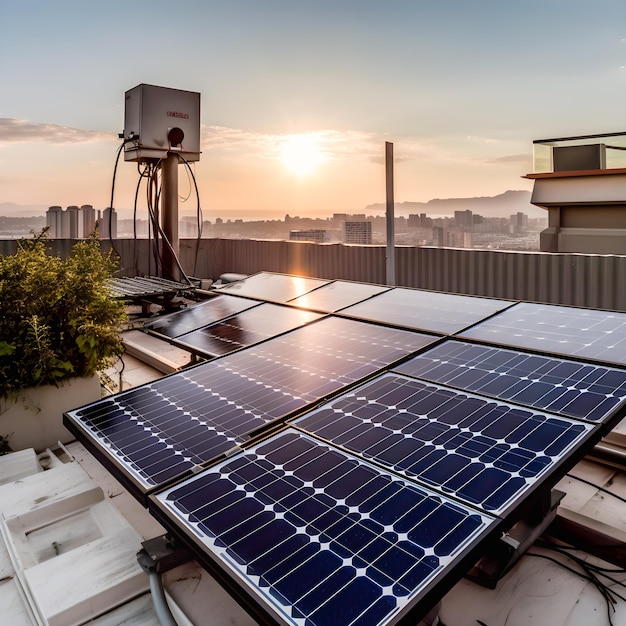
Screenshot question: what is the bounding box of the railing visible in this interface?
[1,238,624,312]
[532,131,626,173]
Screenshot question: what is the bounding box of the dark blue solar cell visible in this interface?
[274,550,343,604]
[263,543,321,588]
[434,516,484,558]
[232,518,298,566]
[250,535,314,581]
[305,577,390,626]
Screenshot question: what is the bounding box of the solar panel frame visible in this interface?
[292,372,599,518]
[149,429,499,626]
[338,287,515,335]
[459,301,626,367]
[393,339,626,424]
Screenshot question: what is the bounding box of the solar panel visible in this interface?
[294,373,595,516]
[65,317,436,498]
[144,294,260,339]
[459,302,626,366]
[216,272,330,302]
[339,288,513,334]
[393,340,626,423]
[173,303,323,357]
[288,280,391,312]
[151,430,497,626]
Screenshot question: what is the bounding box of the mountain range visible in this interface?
[364,190,541,219]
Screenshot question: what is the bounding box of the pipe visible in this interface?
[588,441,626,472]
[149,570,179,626]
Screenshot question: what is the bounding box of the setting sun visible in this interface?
[279,134,327,177]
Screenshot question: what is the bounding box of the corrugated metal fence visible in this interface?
[2,238,625,312]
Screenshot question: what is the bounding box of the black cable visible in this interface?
[527,539,626,626]
[179,155,203,278]
[108,138,134,262]
[565,473,626,505]
[526,553,618,625]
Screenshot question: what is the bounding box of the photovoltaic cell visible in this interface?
[294,373,594,515]
[174,304,323,357]
[144,294,260,339]
[152,430,496,626]
[65,317,435,494]
[393,340,626,423]
[216,272,329,302]
[289,280,391,312]
[459,302,626,366]
[339,288,513,334]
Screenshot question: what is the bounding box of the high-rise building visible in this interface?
[342,221,372,244]
[454,210,473,229]
[66,206,80,239]
[432,226,445,247]
[81,205,96,238]
[100,208,117,239]
[46,206,63,238]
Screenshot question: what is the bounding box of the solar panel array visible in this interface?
[215,272,330,302]
[394,340,626,423]
[288,280,391,312]
[144,293,260,339]
[173,303,323,358]
[460,301,626,366]
[294,373,593,516]
[66,316,436,497]
[64,273,626,626]
[339,287,514,334]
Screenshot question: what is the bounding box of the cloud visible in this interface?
[0,118,114,144]
[487,153,533,165]
[202,125,397,164]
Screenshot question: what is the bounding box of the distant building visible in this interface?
[432,226,445,247]
[290,229,329,243]
[342,221,372,244]
[66,205,80,239]
[509,212,528,234]
[46,206,63,238]
[81,205,96,238]
[99,208,117,239]
[454,210,473,230]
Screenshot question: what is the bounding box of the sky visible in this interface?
[1,0,626,219]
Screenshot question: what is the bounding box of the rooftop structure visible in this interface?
[527,131,626,253]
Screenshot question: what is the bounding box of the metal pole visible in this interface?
[161,152,180,281]
[385,141,396,286]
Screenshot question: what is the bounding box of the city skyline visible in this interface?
[1,1,626,220]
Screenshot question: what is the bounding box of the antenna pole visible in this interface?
[385,142,396,285]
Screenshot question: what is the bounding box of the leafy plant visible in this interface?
[0,230,127,397]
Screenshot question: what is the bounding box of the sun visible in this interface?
[279,134,326,177]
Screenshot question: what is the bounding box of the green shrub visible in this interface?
[0,231,126,396]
